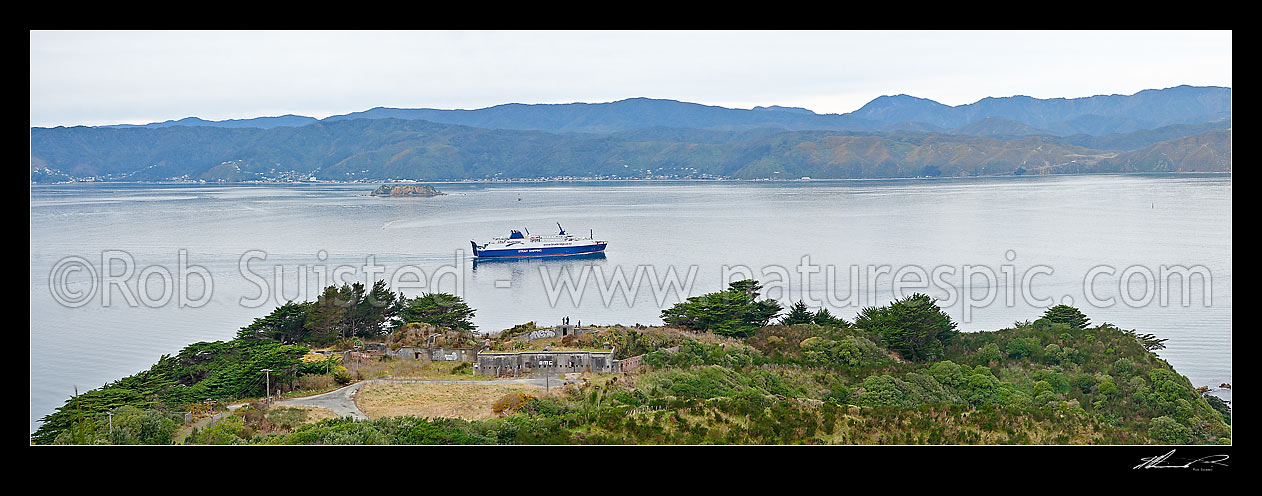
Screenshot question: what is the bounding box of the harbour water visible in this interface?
[29,174,1232,431]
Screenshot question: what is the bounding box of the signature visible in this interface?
[1134,449,1229,470]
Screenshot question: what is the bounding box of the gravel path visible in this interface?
[275,381,371,420]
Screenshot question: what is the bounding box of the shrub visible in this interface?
[824,383,852,405]
[1004,337,1039,359]
[186,415,250,445]
[291,373,336,393]
[856,375,908,407]
[1148,416,1192,444]
[1071,374,1096,393]
[332,366,353,385]
[1056,346,1082,365]
[266,406,309,430]
[105,406,177,445]
[1111,357,1135,376]
[1203,395,1231,425]
[927,360,964,388]
[977,343,1002,364]
[491,392,536,415]
[962,374,1002,407]
[801,337,862,367]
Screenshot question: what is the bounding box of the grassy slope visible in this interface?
[257,321,1229,445]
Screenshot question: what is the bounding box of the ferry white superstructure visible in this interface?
[471,223,607,258]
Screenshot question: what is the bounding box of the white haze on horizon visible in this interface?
[29,30,1232,128]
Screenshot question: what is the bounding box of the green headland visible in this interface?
[31,280,1230,445]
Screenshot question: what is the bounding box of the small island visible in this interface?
[370,184,445,197]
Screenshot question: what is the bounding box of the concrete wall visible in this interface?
[429,348,475,362]
[385,346,475,362]
[388,346,426,360]
[474,350,619,377]
[620,354,645,373]
[602,348,676,374]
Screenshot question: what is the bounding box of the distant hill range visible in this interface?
[103,114,319,130]
[31,85,1231,182]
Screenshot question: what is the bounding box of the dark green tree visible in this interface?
[1126,329,1169,351]
[854,293,957,362]
[236,301,312,343]
[778,300,814,326]
[297,281,402,341]
[1148,416,1192,444]
[1041,304,1090,330]
[728,279,763,300]
[32,338,308,444]
[339,282,371,339]
[354,280,399,337]
[1004,337,1040,359]
[394,292,477,331]
[660,279,781,337]
[305,285,348,343]
[977,342,1002,364]
[811,307,847,327]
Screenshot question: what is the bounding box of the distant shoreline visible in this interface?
[29,171,1232,187]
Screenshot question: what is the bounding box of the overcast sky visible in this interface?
[29,30,1232,128]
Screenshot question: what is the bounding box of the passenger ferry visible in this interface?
[471,223,608,258]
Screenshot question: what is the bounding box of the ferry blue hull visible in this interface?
[472,241,608,258]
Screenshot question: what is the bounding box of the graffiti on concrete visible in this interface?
[528,330,556,340]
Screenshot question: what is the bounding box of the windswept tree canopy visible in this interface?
[393,292,477,331]
[854,293,957,362]
[661,279,782,337]
[779,300,815,326]
[1041,304,1091,330]
[236,280,400,345]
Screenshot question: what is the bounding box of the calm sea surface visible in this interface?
[29,175,1232,431]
